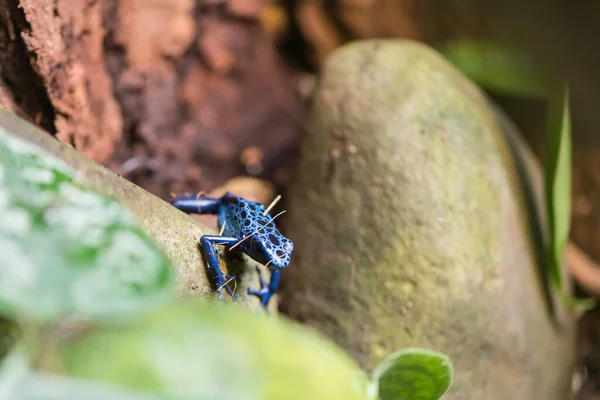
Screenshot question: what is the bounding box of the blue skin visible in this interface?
[171,191,293,309]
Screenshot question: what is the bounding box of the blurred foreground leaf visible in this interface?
[0,127,173,324]
[12,374,165,400]
[370,348,453,400]
[52,300,370,400]
[0,348,165,400]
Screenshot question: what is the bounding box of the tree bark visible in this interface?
[0,0,302,199]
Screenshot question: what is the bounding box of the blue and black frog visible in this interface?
[171,192,293,309]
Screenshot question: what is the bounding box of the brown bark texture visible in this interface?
[0,0,302,199]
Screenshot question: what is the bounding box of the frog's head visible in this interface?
[253,231,294,269]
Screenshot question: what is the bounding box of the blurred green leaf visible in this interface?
[370,348,453,400]
[439,39,546,98]
[0,347,167,400]
[0,128,174,324]
[13,374,166,400]
[52,300,370,400]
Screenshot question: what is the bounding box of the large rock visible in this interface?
[280,40,575,399]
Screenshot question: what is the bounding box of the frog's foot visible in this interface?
[223,275,238,301]
[248,266,280,310]
[214,273,237,301]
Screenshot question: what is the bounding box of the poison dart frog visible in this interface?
[171,192,293,310]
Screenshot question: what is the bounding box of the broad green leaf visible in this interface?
[439,39,546,98]
[544,88,571,291]
[52,300,370,400]
[370,348,453,400]
[0,128,173,323]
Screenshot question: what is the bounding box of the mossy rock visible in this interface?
[280,40,575,399]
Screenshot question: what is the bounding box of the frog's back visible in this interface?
[219,192,275,239]
[218,192,293,268]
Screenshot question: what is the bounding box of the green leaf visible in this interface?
[370,348,453,400]
[0,128,174,324]
[14,374,167,400]
[439,39,546,98]
[544,88,571,291]
[51,300,370,400]
[0,347,167,400]
[543,90,595,310]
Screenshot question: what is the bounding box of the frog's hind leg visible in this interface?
[199,235,239,300]
[248,267,281,311]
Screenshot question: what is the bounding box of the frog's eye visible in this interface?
[283,241,293,254]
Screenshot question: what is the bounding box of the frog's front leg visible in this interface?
[248,267,281,310]
[199,235,239,300]
[171,194,220,214]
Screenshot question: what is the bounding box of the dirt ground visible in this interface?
[2,1,600,398]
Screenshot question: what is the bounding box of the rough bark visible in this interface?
[0,0,302,199]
